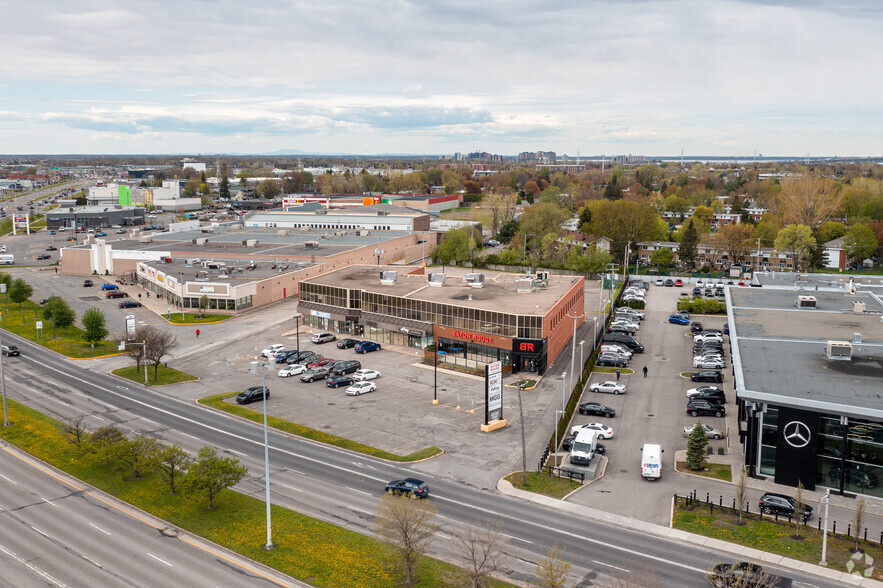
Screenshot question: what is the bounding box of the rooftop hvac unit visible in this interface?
[533,279,548,289]
[853,301,866,314]
[515,278,533,293]
[796,295,817,309]
[537,271,549,281]
[854,332,863,344]
[304,241,319,249]
[826,340,853,360]
[427,273,446,287]
[244,239,260,247]
[380,270,398,285]
[314,209,327,215]
[139,235,153,243]
[464,273,485,288]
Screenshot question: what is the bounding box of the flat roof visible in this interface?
[142,259,313,284]
[729,283,883,418]
[304,265,581,315]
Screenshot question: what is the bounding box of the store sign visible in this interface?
[199,286,215,293]
[452,329,495,344]
[512,338,544,354]
[485,361,503,424]
[312,310,331,319]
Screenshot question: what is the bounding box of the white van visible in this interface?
[0,254,14,265]
[641,443,663,480]
[569,430,599,465]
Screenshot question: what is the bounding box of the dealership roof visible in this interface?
[728,281,883,419]
[303,265,581,315]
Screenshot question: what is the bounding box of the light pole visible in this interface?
[179,272,185,320]
[0,328,8,426]
[433,346,440,404]
[560,372,567,414]
[579,341,585,382]
[251,360,274,551]
[819,489,831,566]
[592,316,598,347]
[555,409,565,465]
[567,312,583,392]
[293,312,302,355]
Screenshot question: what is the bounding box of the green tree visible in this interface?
[183,177,201,197]
[565,245,612,274]
[82,307,108,344]
[587,200,663,258]
[534,545,572,588]
[603,175,622,200]
[257,179,281,199]
[650,248,674,267]
[218,165,230,200]
[756,213,783,247]
[774,224,817,271]
[435,226,477,264]
[686,420,709,470]
[8,278,32,317]
[156,443,194,495]
[496,219,520,244]
[199,294,210,317]
[519,202,570,252]
[108,434,161,479]
[183,446,248,510]
[842,223,878,261]
[679,220,699,269]
[817,221,847,244]
[577,206,592,232]
[48,297,75,336]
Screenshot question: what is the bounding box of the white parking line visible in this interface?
[347,487,371,496]
[89,523,111,536]
[592,560,629,573]
[147,553,173,567]
[40,497,60,508]
[0,474,16,484]
[180,432,199,440]
[279,483,303,493]
[227,449,246,456]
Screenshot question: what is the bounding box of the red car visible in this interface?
[674,279,683,287]
[307,357,334,369]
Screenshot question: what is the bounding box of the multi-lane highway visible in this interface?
[0,332,862,587]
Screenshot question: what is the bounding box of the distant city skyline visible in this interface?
[2,1,882,156]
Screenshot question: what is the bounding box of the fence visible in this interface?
[536,464,586,484]
[675,490,883,545]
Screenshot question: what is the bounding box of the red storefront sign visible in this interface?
[451,329,495,344]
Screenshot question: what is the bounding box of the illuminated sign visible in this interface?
[451,329,495,344]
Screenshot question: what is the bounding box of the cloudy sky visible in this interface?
[2,0,881,156]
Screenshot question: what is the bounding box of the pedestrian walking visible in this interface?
[615,368,621,381]
[643,365,648,378]
[196,329,200,338]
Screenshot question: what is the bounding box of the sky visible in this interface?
[1,0,882,156]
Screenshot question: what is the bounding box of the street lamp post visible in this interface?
[567,312,583,392]
[554,409,564,466]
[433,345,439,404]
[819,489,831,566]
[0,329,9,426]
[579,341,585,382]
[560,372,567,414]
[294,313,302,355]
[592,316,598,347]
[251,360,274,551]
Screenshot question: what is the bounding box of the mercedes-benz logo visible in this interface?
[783,421,811,448]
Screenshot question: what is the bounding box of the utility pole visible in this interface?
[567,311,584,392]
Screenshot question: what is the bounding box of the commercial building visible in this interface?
[88,180,201,211]
[298,265,584,375]
[46,205,146,230]
[729,274,883,498]
[243,204,430,232]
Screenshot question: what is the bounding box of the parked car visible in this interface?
[683,423,725,439]
[690,321,703,333]
[105,291,127,299]
[828,466,879,488]
[723,323,730,335]
[674,279,683,287]
[758,492,814,520]
[346,381,376,396]
[599,344,632,358]
[578,402,615,417]
[686,386,726,402]
[655,278,664,286]
[355,341,382,353]
[570,422,614,439]
[236,386,269,405]
[614,307,644,320]
[307,357,334,369]
[690,370,723,383]
[693,357,725,370]
[45,246,57,251]
[83,279,93,287]
[596,353,629,368]
[260,344,285,358]
[336,338,359,349]
[101,283,119,291]
[311,332,336,344]
[331,360,361,375]
[608,321,638,334]
[300,366,331,382]
[118,300,142,309]
[353,369,381,381]
[36,254,51,260]
[275,350,299,364]
[278,364,307,377]
[326,375,355,388]
[664,278,674,287]
[589,381,626,395]
[1,345,20,357]
[686,399,725,417]
[287,350,317,364]
[668,314,690,325]
[385,478,428,498]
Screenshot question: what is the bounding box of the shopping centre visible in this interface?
[297,265,585,375]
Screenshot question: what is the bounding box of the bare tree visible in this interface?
[125,326,148,373]
[853,498,867,553]
[734,467,749,525]
[449,523,509,588]
[778,176,843,227]
[793,481,805,538]
[156,442,194,494]
[374,492,438,586]
[534,545,572,588]
[142,326,179,380]
[57,415,89,449]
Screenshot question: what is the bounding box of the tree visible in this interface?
[449,524,509,588]
[142,325,179,380]
[125,325,148,373]
[42,296,62,337]
[57,415,89,450]
[778,176,843,227]
[649,248,674,267]
[755,213,783,247]
[793,481,805,538]
[534,545,572,588]
[156,443,193,495]
[577,206,592,232]
[587,200,664,258]
[714,223,757,265]
[817,221,847,244]
[679,220,699,269]
[198,294,210,317]
[520,202,570,252]
[734,467,748,525]
[853,498,867,553]
[46,297,75,336]
[109,434,161,479]
[686,420,708,470]
[89,426,126,462]
[8,277,32,317]
[82,307,108,345]
[374,492,438,586]
[497,219,520,244]
[183,446,248,510]
[484,190,518,236]
[257,179,281,199]
[604,175,622,200]
[435,227,477,265]
[774,224,817,271]
[218,164,230,200]
[842,223,878,262]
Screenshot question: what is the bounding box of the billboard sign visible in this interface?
[126,314,136,341]
[485,361,503,424]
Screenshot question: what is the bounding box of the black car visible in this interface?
[828,466,879,488]
[596,354,628,368]
[562,435,576,451]
[83,279,94,287]
[578,402,615,418]
[385,478,429,498]
[118,300,142,309]
[36,254,51,260]
[287,350,316,364]
[1,345,20,357]
[46,246,58,251]
[758,492,814,520]
[690,388,727,403]
[326,375,354,388]
[275,350,299,364]
[691,370,723,383]
[723,323,730,335]
[710,562,790,587]
[336,338,359,349]
[690,322,703,333]
[664,278,674,287]
[39,298,51,306]
[331,359,361,375]
[686,398,725,417]
[236,386,269,405]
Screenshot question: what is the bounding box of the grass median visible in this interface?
[112,364,198,386]
[166,312,232,324]
[505,471,580,499]
[199,392,443,462]
[0,399,507,588]
[0,301,120,358]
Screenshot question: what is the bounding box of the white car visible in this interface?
[715,281,724,289]
[353,369,381,381]
[346,381,376,396]
[693,334,723,343]
[278,364,307,377]
[600,344,632,358]
[693,358,725,369]
[261,344,285,358]
[696,280,705,288]
[655,278,664,286]
[686,386,722,397]
[570,422,615,439]
[589,381,626,395]
[683,423,725,439]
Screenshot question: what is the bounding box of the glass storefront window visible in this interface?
[759,445,777,476]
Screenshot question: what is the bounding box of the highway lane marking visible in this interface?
[0,543,68,587]
[89,523,111,535]
[1,449,84,492]
[147,553,173,567]
[279,483,303,493]
[227,448,247,456]
[40,496,60,508]
[180,432,199,440]
[32,526,49,538]
[499,532,532,544]
[592,560,629,573]
[0,474,17,484]
[347,487,371,496]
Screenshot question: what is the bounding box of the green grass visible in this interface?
[504,471,581,499]
[0,301,120,358]
[593,367,634,375]
[674,501,883,579]
[199,392,443,462]
[676,461,732,482]
[166,312,232,324]
[112,364,198,386]
[0,400,512,588]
